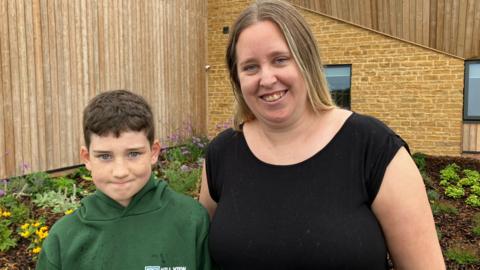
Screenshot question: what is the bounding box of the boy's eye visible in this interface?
[97,154,112,160]
[128,151,142,158]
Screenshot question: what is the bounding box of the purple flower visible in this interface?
[0,189,5,197]
[180,165,191,172]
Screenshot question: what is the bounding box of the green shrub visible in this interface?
[162,161,201,197]
[50,176,76,196]
[412,152,427,173]
[0,194,30,224]
[440,163,461,185]
[0,220,17,252]
[32,187,80,214]
[427,189,440,202]
[445,246,479,265]
[431,201,458,216]
[472,185,480,196]
[466,195,480,207]
[445,185,465,199]
[464,169,480,183]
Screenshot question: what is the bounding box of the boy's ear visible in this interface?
[150,140,161,165]
[80,146,92,171]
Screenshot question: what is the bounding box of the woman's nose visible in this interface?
[259,66,278,88]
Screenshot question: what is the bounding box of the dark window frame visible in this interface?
[324,64,352,110]
[464,60,480,121]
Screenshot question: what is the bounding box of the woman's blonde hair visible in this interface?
[226,0,334,130]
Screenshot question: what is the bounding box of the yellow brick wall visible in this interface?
[207,1,464,156]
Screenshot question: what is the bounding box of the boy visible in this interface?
[36,90,214,270]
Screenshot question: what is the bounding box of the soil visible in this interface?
[1,155,479,269]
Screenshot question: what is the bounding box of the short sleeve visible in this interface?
[361,116,409,204]
[205,128,237,202]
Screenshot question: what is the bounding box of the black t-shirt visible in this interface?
[206,112,407,270]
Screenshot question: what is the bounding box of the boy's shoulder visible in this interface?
[46,210,81,238]
[161,182,209,221]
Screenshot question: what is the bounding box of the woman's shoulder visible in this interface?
[208,127,242,150]
[347,112,396,135]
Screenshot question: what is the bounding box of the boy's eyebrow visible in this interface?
[91,146,147,153]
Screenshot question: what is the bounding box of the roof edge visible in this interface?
[292,4,465,61]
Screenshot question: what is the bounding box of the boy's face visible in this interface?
[80,130,160,207]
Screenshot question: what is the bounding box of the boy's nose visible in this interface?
[112,160,129,178]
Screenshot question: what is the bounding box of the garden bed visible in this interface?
[0,147,479,269]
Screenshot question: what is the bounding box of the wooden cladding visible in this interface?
[0,0,207,178]
[289,0,480,59]
[464,123,480,152]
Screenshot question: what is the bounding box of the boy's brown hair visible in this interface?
[83,90,155,149]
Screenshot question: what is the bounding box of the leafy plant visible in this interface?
[440,163,461,185]
[445,246,479,265]
[0,210,17,252]
[445,185,465,199]
[162,161,201,197]
[6,171,54,196]
[472,185,480,196]
[0,194,30,224]
[427,189,440,202]
[466,195,480,207]
[70,166,92,181]
[464,169,480,182]
[431,200,458,216]
[32,187,80,214]
[50,176,76,196]
[412,152,427,173]
[472,213,480,237]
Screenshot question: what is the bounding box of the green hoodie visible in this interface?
[36,176,214,270]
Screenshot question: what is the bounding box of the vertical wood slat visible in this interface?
[463,124,470,151]
[469,124,477,151]
[25,0,39,172]
[32,0,46,170]
[429,0,437,47]
[415,0,423,44]
[0,0,9,177]
[422,0,429,46]
[8,1,24,173]
[464,0,475,57]
[463,123,480,152]
[436,0,445,50]
[0,0,208,178]
[450,0,460,54]
[473,0,480,56]
[289,0,480,58]
[456,0,468,56]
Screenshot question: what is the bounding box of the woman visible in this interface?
[199,0,445,269]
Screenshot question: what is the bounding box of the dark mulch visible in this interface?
[425,155,480,270]
[1,155,480,269]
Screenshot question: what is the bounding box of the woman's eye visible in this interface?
[275,57,288,64]
[242,65,257,73]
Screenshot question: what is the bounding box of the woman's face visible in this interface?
[235,20,309,127]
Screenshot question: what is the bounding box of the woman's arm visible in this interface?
[372,147,445,270]
[199,161,217,219]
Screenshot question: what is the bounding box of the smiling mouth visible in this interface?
[261,90,287,102]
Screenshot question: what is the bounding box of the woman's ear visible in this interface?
[80,146,92,171]
[150,140,161,165]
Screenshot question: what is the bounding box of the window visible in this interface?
[465,61,480,121]
[325,65,351,109]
